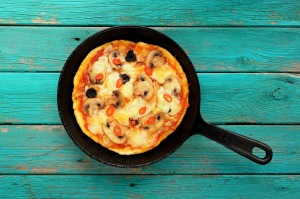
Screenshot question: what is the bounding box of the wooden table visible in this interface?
[1,1,299,198]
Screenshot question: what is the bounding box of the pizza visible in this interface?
[72,40,189,155]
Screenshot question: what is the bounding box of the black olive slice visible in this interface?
[86,88,97,98]
[125,50,136,62]
[120,74,130,84]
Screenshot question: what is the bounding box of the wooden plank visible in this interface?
[1,27,300,72]
[0,175,299,198]
[0,125,299,174]
[0,73,299,124]
[0,0,299,26]
[199,73,300,124]
[0,73,59,124]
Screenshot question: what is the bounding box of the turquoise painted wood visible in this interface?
[0,0,299,26]
[0,175,299,198]
[0,125,299,174]
[0,73,299,124]
[1,0,299,198]
[1,27,299,72]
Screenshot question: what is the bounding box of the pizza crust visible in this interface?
[72,40,189,155]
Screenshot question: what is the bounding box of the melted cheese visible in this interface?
[119,63,143,98]
[122,63,140,78]
[113,97,155,126]
[105,72,119,94]
[120,79,134,98]
[128,129,148,148]
[92,56,110,73]
[87,109,107,135]
[157,88,180,115]
[152,64,176,84]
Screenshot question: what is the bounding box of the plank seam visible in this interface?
[0,24,300,28]
[0,173,299,176]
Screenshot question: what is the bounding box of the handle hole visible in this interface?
[252,147,266,159]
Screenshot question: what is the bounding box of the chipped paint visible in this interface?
[31,167,57,174]
[117,16,135,23]
[20,58,45,70]
[35,125,46,131]
[269,11,284,20]
[292,63,300,69]
[1,128,8,133]
[0,18,17,24]
[15,164,28,171]
[32,17,59,24]
[2,118,21,123]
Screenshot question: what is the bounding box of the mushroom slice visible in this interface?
[133,74,154,100]
[103,44,113,54]
[145,50,166,68]
[88,56,108,84]
[105,90,126,108]
[102,120,128,144]
[83,98,105,116]
[89,72,106,84]
[162,75,182,95]
[139,113,164,135]
[108,50,124,70]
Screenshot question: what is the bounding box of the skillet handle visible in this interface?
[199,122,273,165]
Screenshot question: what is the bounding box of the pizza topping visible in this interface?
[109,50,123,70]
[113,125,122,137]
[125,50,137,62]
[103,120,127,144]
[163,75,181,95]
[112,58,122,65]
[95,73,104,81]
[140,113,164,134]
[157,88,181,115]
[163,94,172,102]
[135,62,144,68]
[146,116,156,125]
[86,88,97,98]
[91,50,104,64]
[112,96,154,126]
[83,98,104,116]
[146,50,166,69]
[120,73,130,84]
[139,107,147,115]
[144,66,153,76]
[129,118,139,127]
[89,56,108,84]
[105,90,125,108]
[106,104,115,116]
[103,44,113,54]
[133,74,154,100]
[116,78,124,88]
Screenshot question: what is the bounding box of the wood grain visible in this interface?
[1,1,299,197]
[0,0,299,26]
[0,125,299,174]
[0,27,299,72]
[0,73,299,124]
[0,175,299,198]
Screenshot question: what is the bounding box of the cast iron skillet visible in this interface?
[57,26,273,167]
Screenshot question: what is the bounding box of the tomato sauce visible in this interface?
[90,49,104,65]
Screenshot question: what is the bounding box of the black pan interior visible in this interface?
[57,26,200,167]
